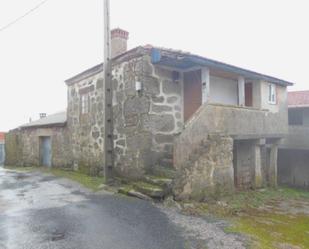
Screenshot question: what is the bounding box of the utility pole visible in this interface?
[103,0,113,182]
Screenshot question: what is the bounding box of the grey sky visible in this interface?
[0,0,308,132]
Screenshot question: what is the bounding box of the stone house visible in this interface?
[278,91,309,189]
[6,28,294,199]
[0,132,5,166]
[5,112,71,168]
[64,28,293,199]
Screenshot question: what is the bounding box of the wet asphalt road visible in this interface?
[0,168,186,249]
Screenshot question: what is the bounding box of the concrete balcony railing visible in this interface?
[174,103,288,168]
[280,125,309,150]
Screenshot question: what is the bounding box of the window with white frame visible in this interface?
[81,94,89,114]
[268,83,276,104]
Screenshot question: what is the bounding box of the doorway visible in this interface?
[40,136,51,167]
[245,82,253,107]
[183,70,202,122]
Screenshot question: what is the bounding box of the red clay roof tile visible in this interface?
[288,91,309,108]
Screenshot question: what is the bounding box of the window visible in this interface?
[268,83,276,104]
[81,94,89,114]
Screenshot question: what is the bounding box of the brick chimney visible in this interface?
[111,28,129,58]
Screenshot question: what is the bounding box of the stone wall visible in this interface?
[112,55,183,178]
[4,132,22,166]
[67,73,105,175]
[174,134,234,201]
[66,52,183,178]
[234,140,255,189]
[5,127,71,168]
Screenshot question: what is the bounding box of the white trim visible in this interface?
[268,83,277,105]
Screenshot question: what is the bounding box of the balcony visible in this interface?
[175,103,288,167]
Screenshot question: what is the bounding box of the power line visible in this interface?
[0,0,49,32]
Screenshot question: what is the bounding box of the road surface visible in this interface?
[0,168,186,249]
[0,168,247,249]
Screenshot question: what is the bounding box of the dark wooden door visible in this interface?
[245,82,253,107]
[184,70,202,122]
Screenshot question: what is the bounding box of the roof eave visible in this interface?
[20,122,67,130]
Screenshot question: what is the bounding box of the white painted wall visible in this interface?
[260,81,287,113]
[209,76,238,105]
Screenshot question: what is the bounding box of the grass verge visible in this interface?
[180,187,309,249]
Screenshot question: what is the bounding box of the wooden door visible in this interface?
[184,70,202,122]
[245,82,253,107]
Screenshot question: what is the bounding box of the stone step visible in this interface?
[144,175,173,189]
[151,166,176,179]
[133,182,165,199]
[118,186,152,201]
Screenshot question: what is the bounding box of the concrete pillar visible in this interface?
[253,139,265,188]
[201,67,210,104]
[269,143,278,187]
[238,76,245,106]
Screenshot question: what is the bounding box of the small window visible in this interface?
[81,94,89,114]
[268,83,276,104]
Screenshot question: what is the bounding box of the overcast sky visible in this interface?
[0,0,308,131]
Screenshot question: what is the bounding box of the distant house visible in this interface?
[278,91,309,189]
[0,132,5,166]
[6,28,294,199]
[5,112,71,168]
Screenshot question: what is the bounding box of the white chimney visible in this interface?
[111,28,129,58]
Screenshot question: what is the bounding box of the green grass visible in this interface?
[205,187,309,216]
[4,165,105,191]
[227,211,309,249]
[180,187,309,249]
[4,165,36,172]
[43,168,105,191]
[183,188,309,217]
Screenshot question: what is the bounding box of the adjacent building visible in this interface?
[5,28,294,199]
[278,91,309,189]
[0,132,5,166]
[5,112,71,169]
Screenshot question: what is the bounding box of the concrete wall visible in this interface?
[278,149,309,189]
[209,76,238,105]
[234,140,255,189]
[5,127,71,168]
[233,139,269,189]
[174,103,288,172]
[303,108,309,126]
[281,126,309,150]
